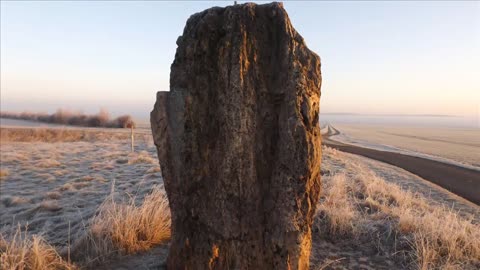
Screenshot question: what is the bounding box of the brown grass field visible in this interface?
[0,127,479,269]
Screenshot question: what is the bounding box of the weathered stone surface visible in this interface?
[151,2,322,269]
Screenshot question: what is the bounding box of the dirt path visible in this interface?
[323,125,480,205]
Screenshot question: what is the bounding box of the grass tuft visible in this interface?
[0,226,76,270]
[71,185,171,264]
[316,173,357,236]
[0,169,9,181]
[36,159,61,168]
[127,151,157,165]
[91,185,171,253]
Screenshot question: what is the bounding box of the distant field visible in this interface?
[0,118,61,128]
[331,124,480,169]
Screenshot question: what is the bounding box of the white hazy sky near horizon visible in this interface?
[1,1,479,121]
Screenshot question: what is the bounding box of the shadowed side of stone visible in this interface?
[151,2,322,269]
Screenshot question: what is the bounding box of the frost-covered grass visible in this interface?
[315,147,480,269]
[0,226,76,270]
[74,185,171,264]
[0,127,165,268]
[1,126,478,269]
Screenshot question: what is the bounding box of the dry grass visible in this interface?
[2,196,30,207]
[52,170,69,177]
[0,169,9,180]
[37,173,56,182]
[313,257,346,270]
[317,150,480,269]
[350,163,480,268]
[72,182,90,190]
[38,201,62,212]
[36,159,61,169]
[1,127,152,144]
[408,209,480,270]
[1,186,171,268]
[1,130,166,268]
[0,153,29,163]
[58,183,75,192]
[146,166,161,174]
[316,173,357,236]
[71,185,171,264]
[0,128,133,143]
[79,176,95,181]
[45,192,62,200]
[127,151,157,165]
[0,226,76,270]
[90,185,171,253]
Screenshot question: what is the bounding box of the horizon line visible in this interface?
[320,112,461,118]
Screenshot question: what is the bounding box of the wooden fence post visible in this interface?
[131,125,134,152]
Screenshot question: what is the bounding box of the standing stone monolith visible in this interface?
[151,2,322,269]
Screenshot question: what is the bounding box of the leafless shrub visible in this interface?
[1,109,135,129]
[110,115,136,129]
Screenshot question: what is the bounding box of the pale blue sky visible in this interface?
[1,1,479,121]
